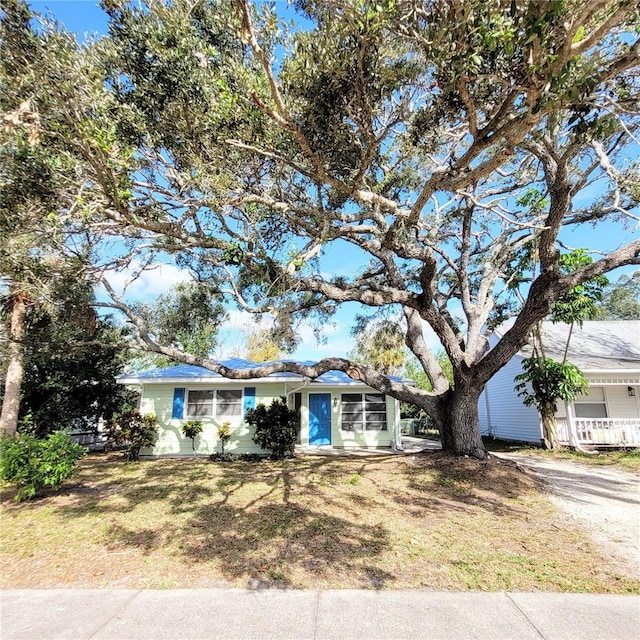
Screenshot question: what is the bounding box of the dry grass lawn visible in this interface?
[1,452,638,592]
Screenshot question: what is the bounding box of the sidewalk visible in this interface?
[2,589,639,640]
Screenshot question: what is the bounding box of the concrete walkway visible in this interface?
[295,436,441,457]
[2,589,639,640]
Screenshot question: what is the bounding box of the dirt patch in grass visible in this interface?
[1,452,637,592]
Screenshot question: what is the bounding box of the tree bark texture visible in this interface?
[437,384,487,459]
[0,291,27,438]
[541,412,560,450]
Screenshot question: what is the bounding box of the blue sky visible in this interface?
[27,1,639,362]
[31,0,109,36]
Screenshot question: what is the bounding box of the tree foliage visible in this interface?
[514,355,588,449]
[4,1,640,459]
[551,250,608,326]
[0,430,85,502]
[181,419,203,453]
[515,357,588,418]
[131,281,227,365]
[1,274,132,437]
[217,421,231,455]
[594,270,640,320]
[0,0,123,436]
[349,317,406,375]
[241,328,285,363]
[96,0,640,459]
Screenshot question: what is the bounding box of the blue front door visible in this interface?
[309,393,332,445]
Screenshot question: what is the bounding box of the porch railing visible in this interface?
[556,417,640,447]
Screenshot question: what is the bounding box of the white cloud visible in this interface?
[101,261,192,301]
[224,309,273,331]
[290,319,354,361]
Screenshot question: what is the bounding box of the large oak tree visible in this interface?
[7,1,639,458]
[89,0,640,458]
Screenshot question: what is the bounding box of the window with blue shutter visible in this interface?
[244,387,256,415]
[172,387,186,419]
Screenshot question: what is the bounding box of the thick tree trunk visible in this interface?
[437,384,488,459]
[0,291,27,438]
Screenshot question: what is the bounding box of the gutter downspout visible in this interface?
[285,379,311,447]
[285,379,311,400]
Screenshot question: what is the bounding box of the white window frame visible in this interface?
[573,386,608,419]
[340,392,387,432]
[186,388,243,419]
[186,389,214,418]
[215,389,243,418]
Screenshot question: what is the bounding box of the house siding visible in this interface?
[595,382,640,419]
[289,387,396,449]
[141,382,285,456]
[139,382,398,455]
[555,382,640,420]
[329,389,395,449]
[477,321,640,446]
[478,354,542,443]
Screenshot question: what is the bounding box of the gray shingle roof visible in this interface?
[498,320,640,371]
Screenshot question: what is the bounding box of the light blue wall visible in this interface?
[139,382,398,455]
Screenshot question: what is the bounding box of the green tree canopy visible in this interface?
[4,1,639,459]
[349,316,406,376]
[0,0,124,436]
[91,0,640,459]
[594,270,640,320]
[7,274,134,438]
[132,280,227,361]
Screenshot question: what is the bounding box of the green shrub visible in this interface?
[0,431,85,502]
[246,397,297,460]
[105,410,158,461]
[209,451,236,462]
[182,420,203,453]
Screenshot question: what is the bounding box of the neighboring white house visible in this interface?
[117,359,405,456]
[479,320,640,447]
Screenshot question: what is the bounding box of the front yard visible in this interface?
[1,452,638,592]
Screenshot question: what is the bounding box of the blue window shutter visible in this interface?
[172,388,185,419]
[244,387,256,415]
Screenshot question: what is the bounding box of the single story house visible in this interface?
[117,359,405,456]
[479,320,640,447]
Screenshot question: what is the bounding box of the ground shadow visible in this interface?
[397,450,545,519]
[10,449,567,590]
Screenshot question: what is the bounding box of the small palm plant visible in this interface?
[182,420,203,455]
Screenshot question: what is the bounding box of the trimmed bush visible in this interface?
[217,421,231,455]
[246,397,297,460]
[105,410,158,461]
[0,431,85,502]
